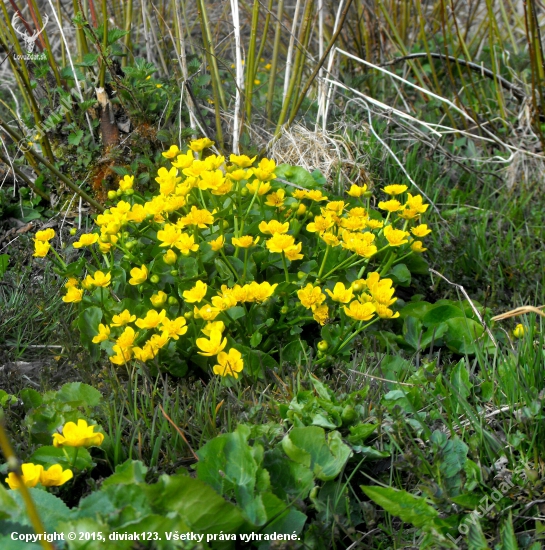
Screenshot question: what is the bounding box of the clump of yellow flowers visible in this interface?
[38,138,430,378]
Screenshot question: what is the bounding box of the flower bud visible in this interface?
[69,228,77,236]
[297,204,307,217]
[184,311,194,320]
[107,190,118,200]
[150,274,160,284]
[163,249,177,265]
[167,296,179,305]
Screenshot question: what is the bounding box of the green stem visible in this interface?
[50,246,67,269]
[317,245,330,279]
[281,252,290,283]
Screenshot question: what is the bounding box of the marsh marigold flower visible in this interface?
[35,228,55,242]
[40,464,73,487]
[5,463,43,490]
[92,324,110,343]
[246,180,271,196]
[194,304,220,321]
[344,301,375,321]
[129,265,148,285]
[411,241,427,253]
[33,240,50,257]
[264,189,285,208]
[188,137,214,152]
[118,174,134,191]
[162,145,181,158]
[84,270,111,288]
[266,233,296,253]
[111,309,136,326]
[411,224,432,237]
[298,284,326,309]
[232,235,259,248]
[157,224,182,248]
[196,329,227,356]
[230,154,256,168]
[285,242,304,261]
[513,323,525,339]
[53,419,104,448]
[325,282,354,303]
[384,225,409,247]
[62,286,84,303]
[150,291,168,307]
[213,348,244,379]
[73,233,99,248]
[210,235,225,251]
[252,158,276,181]
[160,317,188,339]
[183,281,208,303]
[136,309,167,329]
[259,220,289,235]
[383,184,408,196]
[378,199,402,213]
[312,304,330,326]
[347,184,367,197]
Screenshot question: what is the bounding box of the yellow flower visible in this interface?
[196,329,227,356]
[284,242,304,261]
[65,277,79,288]
[40,464,73,487]
[199,170,226,192]
[297,284,326,309]
[210,235,225,251]
[183,281,208,303]
[348,207,367,218]
[155,166,181,196]
[343,301,375,321]
[245,281,278,303]
[116,326,137,350]
[175,233,199,255]
[118,174,134,191]
[264,189,285,208]
[374,303,399,319]
[73,233,99,248]
[204,155,225,171]
[52,419,104,448]
[35,228,55,241]
[92,324,110,343]
[201,321,226,336]
[157,224,182,248]
[160,317,188,339]
[321,232,341,247]
[148,332,170,351]
[259,220,289,235]
[84,270,112,288]
[213,348,244,379]
[189,137,214,152]
[324,201,345,215]
[264,63,272,70]
[62,286,84,303]
[384,225,410,247]
[292,189,308,200]
[307,215,335,234]
[163,249,178,265]
[232,235,259,248]
[246,180,271,196]
[180,206,215,228]
[312,304,330,326]
[230,154,256,168]
[346,184,368,197]
[405,193,429,214]
[378,199,402,213]
[5,463,43,490]
[325,282,354,303]
[172,151,195,169]
[383,184,408,195]
[109,347,134,365]
[513,323,525,339]
[111,309,136,326]
[33,240,50,258]
[411,241,427,253]
[133,345,157,362]
[366,218,384,230]
[136,309,167,329]
[227,169,251,182]
[252,158,277,181]
[305,190,328,202]
[266,233,296,253]
[162,145,181,158]
[129,265,149,285]
[411,224,432,237]
[150,291,168,307]
[194,304,220,321]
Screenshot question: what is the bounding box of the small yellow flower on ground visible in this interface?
[129,265,148,285]
[513,323,525,339]
[136,309,167,329]
[163,249,178,265]
[160,317,188,339]
[230,154,256,168]
[384,225,410,247]
[73,233,99,248]
[183,281,208,303]
[53,419,104,448]
[62,286,84,303]
[266,233,296,253]
[40,464,73,487]
[189,137,214,152]
[92,324,110,343]
[297,284,326,309]
[411,224,432,237]
[201,321,226,336]
[196,329,227,356]
[35,228,55,241]
[347,184,368,197]
[84,270,112,288]
[246,180,271,196]
[213,348,244,379]
[210,235,225,251]
[33,240,50,257]
[194,304,220,321]
[378,199,402,213]
[264,189,285,208]
[175,233,199,255]
[344,301,376,321]
[119,174,134,191]
[5,463,43,489]
[232,235,259,248]
[411,241,427,253]
[116,326,138,350]
[325,282,354,303]
[162,145,181,158]
[111,309,136,326]
[259,220,289,235]
[383,184,408,195]
[150,291,168,307]
[312,304,330,325]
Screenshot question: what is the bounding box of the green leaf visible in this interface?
[78,307,103,360]
[281,339,309,365]
[360,486,438,530]
[444,318,485,354]
[450,360,472,399]
[102,460,148,487]
[282,427,352,481]
[347,423,377,444]
[246,349,278,378]
[263,448,314,502]
[275,164,318,188]
[68,130,84,146]
[29,446,93,471]
[20,389,42,410]
[467,513,490,550]
[10,488,72,532]
[227,306,246,321]
[389,263,411,286]
[402,316,422,350]
[56,382,102,407]
[500,513,519,550]
[422,304,464,327]
[146,474,245,534]
[250,331,262,348]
